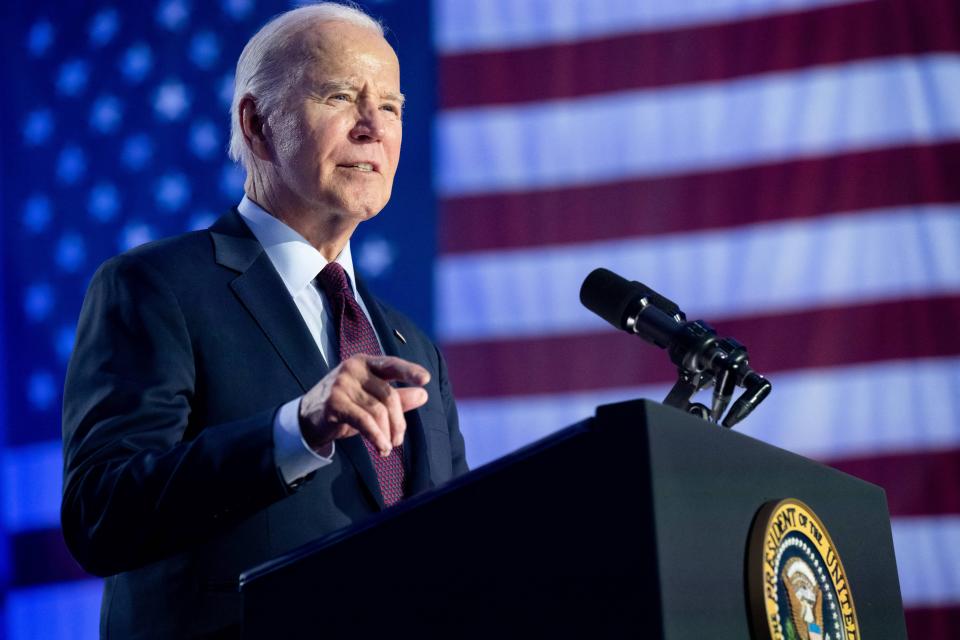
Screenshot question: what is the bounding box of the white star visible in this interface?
[24,283,54,322]
[218,73,235,108]
[27,20,54,57]
[119,222,156,251]
[154,80,190,121]
[89,8,119,47]
[121,133,154,170]
[57,59,89,96]
[22,195,53,233]
[188,211,217,230]
[222,0,254,20]
[28,371,57,411]
[57,146,87,184]
[154,173,191,212]
[190,31,220,69]
[357,237,395,278]
[90,95,123,134]
[56,324,77,361]
[120,42,153,83]
[56,232,87,272]
[23,109,54,145]
[220,162,245,196]
[189,120,219,159]
[88,182,120,221]
[157,0,190,31]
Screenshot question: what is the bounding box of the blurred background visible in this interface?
[1,0,958,637]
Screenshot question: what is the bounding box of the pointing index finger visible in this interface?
[365,355,430,386]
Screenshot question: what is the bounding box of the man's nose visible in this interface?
[350,101,386,142]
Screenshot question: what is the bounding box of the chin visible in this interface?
[338,202,385,222]
[328,188,389,219]
[346,196,390,220]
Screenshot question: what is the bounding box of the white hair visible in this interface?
[228,2,384,169]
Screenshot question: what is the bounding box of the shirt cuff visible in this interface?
[273,396,335,485]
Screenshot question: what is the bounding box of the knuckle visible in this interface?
[331,375,352,392]
[374,381,394,400]
[351,354,370,367]
[363,415,381,433]
[328,385,347,402]
[370,356,394,369]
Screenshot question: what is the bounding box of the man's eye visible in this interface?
[381,104,400,115]
[330,94,351,101]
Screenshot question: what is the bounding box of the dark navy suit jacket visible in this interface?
[61,209,468,638]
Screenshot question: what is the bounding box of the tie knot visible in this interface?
[318,261,351,297]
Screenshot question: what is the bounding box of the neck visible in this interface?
[245,171,357,261]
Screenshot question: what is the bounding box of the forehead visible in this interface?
[298,21,400,86]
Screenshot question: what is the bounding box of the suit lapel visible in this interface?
[211,210,330,393]
[356,277,434,496]
[210,210,385,509]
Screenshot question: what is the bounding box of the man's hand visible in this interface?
[299,355,430,457]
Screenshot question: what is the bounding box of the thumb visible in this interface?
[397,386,428,412]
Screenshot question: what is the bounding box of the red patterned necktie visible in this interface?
[318,261,407,506]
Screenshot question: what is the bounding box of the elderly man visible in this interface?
[61,3,467,637]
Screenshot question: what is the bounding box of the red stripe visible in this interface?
[439,142,960,253]
[440,0,960,109]
[905,605,960,638]
[443,295,960,398]
[827,449,960,517]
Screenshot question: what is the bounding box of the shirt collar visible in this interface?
[236,195,359,298]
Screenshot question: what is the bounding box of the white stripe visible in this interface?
[892,516,960,607]
[18,364,958,530]
[461,385,661,467]
[433,0,868,54]
[459,357,960,468]
[436,55,960,196]
[1,440,62,533]
[6,579,102,640]
[437,205,960,341]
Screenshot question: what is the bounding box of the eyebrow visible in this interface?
[314,81,406,108]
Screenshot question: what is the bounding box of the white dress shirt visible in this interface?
[236,195,382,484]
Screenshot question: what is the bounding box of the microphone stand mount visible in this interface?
[579,268,771,429]
[648,315,771,428]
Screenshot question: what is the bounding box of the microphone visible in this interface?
[579,268,686,349]
[579,268,771,428]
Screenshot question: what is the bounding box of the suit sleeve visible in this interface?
[61,254,290,577]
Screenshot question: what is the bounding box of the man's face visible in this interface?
[269,21,403,222]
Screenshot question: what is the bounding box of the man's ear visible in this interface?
[239,95,272,161]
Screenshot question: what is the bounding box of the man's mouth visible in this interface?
[339,162,376,172]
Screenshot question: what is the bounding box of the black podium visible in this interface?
[240,400,906,638]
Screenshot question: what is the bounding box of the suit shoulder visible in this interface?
[94,230,214,282]
[121,230,212,268]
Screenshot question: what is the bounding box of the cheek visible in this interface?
[386,128,402,177]
[269,111,305,160]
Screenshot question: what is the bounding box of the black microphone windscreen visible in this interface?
[579,268,637,330]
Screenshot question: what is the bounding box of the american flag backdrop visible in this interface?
[0,0,957,638]
[433,0,960,636]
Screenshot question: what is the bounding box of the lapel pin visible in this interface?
[393,329,407,344]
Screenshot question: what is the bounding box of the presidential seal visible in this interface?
[747,498,860,640]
